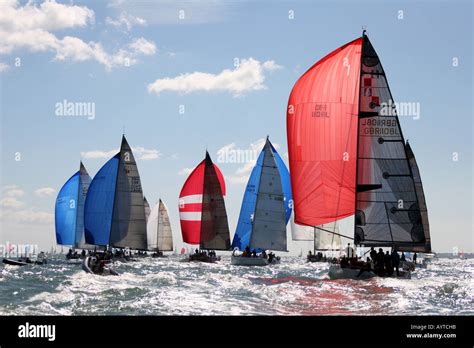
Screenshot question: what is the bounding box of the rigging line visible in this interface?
[314,226,354,240]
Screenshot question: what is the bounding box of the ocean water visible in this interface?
[0,256,472,316]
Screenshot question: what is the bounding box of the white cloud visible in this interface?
[0,1,156,70]
[216,139,281,185]
[106,0,231,25]
[34,187,57,197]
[81,146,161,161]
[0,208,53,224]
[106,11,147,31]
[178,168,193,176]
[0,0,94,32]
[147,58,282,96]
[133,146,161,160]
[0,197,24,208]
[2,185,25,198]
[0,185,53,224]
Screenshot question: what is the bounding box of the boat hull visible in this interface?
[231,255,280,266]
[328,264,411,280]
[186,254,221,263]
[2,258,28,266]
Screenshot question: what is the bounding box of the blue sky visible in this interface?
[0,0,472,253]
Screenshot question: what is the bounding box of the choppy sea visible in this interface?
[1,256,472,315]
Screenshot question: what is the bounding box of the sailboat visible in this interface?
[231,137,292,266]
[83,135,147,273]
[290,212,342,262]
[54,162,92,261]
[287,31,431,280]
[147,199,173,257]
[178,151,231,262]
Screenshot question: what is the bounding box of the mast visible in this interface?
[353,30,366,250]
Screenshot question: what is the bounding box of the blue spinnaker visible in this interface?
[55,171,80,245]
[84,154,120,246]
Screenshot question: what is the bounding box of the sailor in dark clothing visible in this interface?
[251,250,257,257]
[369,247,377,262]
[401,252,406,261]
[375,248,385,276]
[81,249,86,258]
[244,245,251,257]
[384,251,393,276]
[268,252,274,263]
[391,249,400,276]
[413,252,417,264]
[340,255,349,268]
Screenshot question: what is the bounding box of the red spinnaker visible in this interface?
[179,155,225,244]
[287,38,362,226]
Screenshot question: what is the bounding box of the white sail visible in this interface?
[290,211,313,241]
[290,211,342,250]
[147,199,173,251]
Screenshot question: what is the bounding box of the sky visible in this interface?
[0,0,472,254]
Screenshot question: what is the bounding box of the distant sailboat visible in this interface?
[287,32,431,279]
[55,162,93,258]
[231,137,292,266]
[147,199,173,257]
[178,151,231,262]
[84,135,148,252]
[290,212,342,262]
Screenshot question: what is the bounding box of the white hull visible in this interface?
[231,255,280,266]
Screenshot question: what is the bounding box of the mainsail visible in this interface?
[403,142,431,252]
[55,162,91,247]
[84,136,148,250]
[147,199,173,251]
[287,32,430,253]
[179,151,230,250]
[232,138,292,252]
[144,196,151,222]
[354,33,429,252]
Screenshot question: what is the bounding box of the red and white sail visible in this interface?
[178,152,226,246]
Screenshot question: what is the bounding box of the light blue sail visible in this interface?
[55,171,80,245]
[232,138,293,251]
[84,154,120,246]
